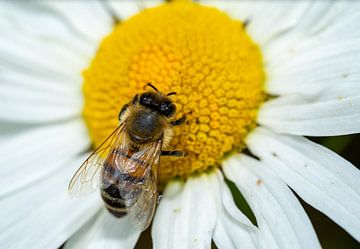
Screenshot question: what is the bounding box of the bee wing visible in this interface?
[128,170,158,231]
[68,125,124,196]
[126,140,162,231]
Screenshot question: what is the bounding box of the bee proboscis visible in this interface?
[68,83,186,231]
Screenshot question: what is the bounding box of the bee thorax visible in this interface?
[126,109,165,144]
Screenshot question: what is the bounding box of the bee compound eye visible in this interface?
[160,104,169,112]
[161,103,176,117]
[140,94,151,105]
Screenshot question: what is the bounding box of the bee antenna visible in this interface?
[146,83,159,92]
[167,92,177,96]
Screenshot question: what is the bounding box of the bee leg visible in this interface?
[170,115,186,126]
[118,104,129,120]
[161,150,187,157]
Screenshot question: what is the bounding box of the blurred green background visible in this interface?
[133,135,360,249]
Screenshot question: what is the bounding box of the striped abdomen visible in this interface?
[100,148,148,218]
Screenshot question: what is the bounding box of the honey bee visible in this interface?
[68,83,186,231]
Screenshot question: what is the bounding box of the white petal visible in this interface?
[41,1,113,44]
[0,2,97,123]
[223,155,321,249]
[200,1,252,22]
[217,170,254,227]
[152,181,184,249]
[136,0,163,9]
[109,0,164,21]
[204,1,360,103]
[0,2,93,80]
[201,1,310,46]
[258,82,360,136]
[247,127,360,241]
[152,172,219,249]
[65,210,141,249]
[0,155,101,249]
[109,0,140,21]
[213,171,259,249]
[0,72,82,101]
[0,120,90,197]
[214,213,258,249]
[107,1,140,20]
[0,102,82,123]
[0,76,83,123]
[263,3,360,99]
[108,1,168,21]
[319,3,360,40]
[0,29,87,83]
[266,39,360,96]
[266,2,360,68]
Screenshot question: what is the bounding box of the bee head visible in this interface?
[139,92,176,117]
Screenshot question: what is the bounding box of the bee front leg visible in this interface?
[161,150,187,157]
[170,115,186,126]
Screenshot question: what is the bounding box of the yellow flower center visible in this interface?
[83,1,265,183]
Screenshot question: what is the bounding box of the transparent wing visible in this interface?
[68,125,124,196]
[127,167,159,231]
[120,139,162,231]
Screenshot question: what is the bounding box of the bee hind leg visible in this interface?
[161,150,187,157]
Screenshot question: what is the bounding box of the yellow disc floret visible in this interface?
[83,1,265,183]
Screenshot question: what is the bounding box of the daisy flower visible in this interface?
[0,1,359,249]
